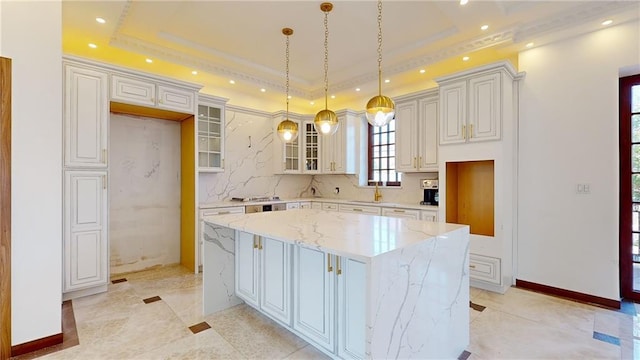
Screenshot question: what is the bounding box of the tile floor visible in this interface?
[22,265,640,359]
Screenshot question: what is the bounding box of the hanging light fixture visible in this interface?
[365,0,395,127]
[277,27,299,143]
[314,2,339,136]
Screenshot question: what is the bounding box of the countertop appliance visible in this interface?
[420,179,439,206]
[245,201,286,213]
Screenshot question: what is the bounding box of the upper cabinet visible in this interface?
[64,63,109,168]
[272,113,304,174]
[197,94,228,172]
[321,110,357,174]
[111,74,196,113]
[437,61,519,145]
[302,120,321,174]
[395,89,438,173]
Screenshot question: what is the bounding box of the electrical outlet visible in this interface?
[334,187,340,195]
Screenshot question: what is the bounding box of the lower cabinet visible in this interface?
[63,170,108,294]
[421,210,439,222]
[292,246,366,358]
[381,207,420,219]
[235,231,292,325]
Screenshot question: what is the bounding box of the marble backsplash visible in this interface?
[198,107,313,204]
[109,114,181,275]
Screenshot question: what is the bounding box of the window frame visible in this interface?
[367,119,401,187]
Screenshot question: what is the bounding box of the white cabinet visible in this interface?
[63,170,108,292]
[235,231,292,325]
[469,254,501,285]
[339,204,381,215]
[421,210,438,222]
[321,110,357,174]
[300,202,312,209]
[64,64,109,168]
[437,62,518,145]
[111,74,195,113]
[322,202,339,212]
[302,120,321,174]
[395,90,439,173]
[197,95,227,172]
[273,114,303,174]
[293,246,366,358]
[286,202,300,210]
[312,202,323,210]
[381,207,420,219]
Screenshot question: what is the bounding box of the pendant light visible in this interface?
[277,28,299,143]
[365,0,395,127]
[313,2,339,136]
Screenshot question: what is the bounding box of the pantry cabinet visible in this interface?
[235,231,292,325]
[64,64,109,168]
[437,62,517,145]
[395,89,438,172]
[63,170,108,292]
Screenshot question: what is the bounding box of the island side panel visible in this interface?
[367,226,470,359]
[202,222,243,315]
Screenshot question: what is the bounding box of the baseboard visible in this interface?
[470,279,508,294]
[11,333,63,357]
[62,284,108,301]
[515,279,620,309]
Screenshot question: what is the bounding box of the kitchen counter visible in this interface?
[199,197,439,211]
[202,209,469,359]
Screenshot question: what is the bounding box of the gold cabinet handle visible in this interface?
[327,253,333,273]
[258,237,263,250]
[353,208,363,212]
[469,264,476,269]
[103,149,107,164]
[413,157,416,168]
[462,125,466,140]
[253,235,258,249]
[469,124,473,139]
[103,175,106,190]
[419,156,422,166]
[336,255,342,275]
[159,99,163,104]
[393,209,405,213]
[218,211,230,215]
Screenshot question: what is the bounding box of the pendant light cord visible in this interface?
[323,9,330,110]
[285,33,290,117]
[377,0,383,96]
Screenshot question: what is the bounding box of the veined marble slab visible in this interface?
[203,209,463,261]
[202,222,243,314]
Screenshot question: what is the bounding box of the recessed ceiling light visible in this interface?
[602,19,613,26]
[95,17,106,24]
[88,43,97,49]
[331,95,336,99]
[419,69,426,74]
[526,42,534,48]
[462,56,470,61]
[460,0,468,5]
[288,95,292,99]
[384,79,390,83]
[481,25,489,31]
[355,88,361,92]
[310,101,315,105]
[229,80,235,84]
[145,58,153,63]
[191,70,198,75]
[260,88,266,92]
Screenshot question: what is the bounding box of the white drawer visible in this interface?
[299,202,312,209]
[322,203,339,211]
[311,202,322,210]
[420,210,438,222]
[201,206,245,216]
[381,207,420,219]
[338,204,381,215]
[469,254,501,285]
[286,202,300,210]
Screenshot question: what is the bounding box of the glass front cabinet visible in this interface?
[273,114,321,174]
[197,95,227,172]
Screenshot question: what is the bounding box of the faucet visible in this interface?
[374,182,382,202]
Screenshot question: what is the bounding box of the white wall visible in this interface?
[109,114,181,275]
[518,20,640,300]
[198,107,313,204]
[1,1,63,345]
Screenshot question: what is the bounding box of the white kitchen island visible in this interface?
[202,209,470,359]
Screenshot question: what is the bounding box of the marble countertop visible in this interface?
[199,197,439,211]
[202,209,466,261]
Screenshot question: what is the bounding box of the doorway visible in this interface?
[619,73,640,301]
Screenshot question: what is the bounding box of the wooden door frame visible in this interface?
[1,57,12,359]
[620,74,640,300]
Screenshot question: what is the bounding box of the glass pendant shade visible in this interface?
[277,119,298,142]
[365,94,395,127]
[313,109,339,135]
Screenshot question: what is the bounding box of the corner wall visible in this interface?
[517,20,640,300]
[1,1,63,345]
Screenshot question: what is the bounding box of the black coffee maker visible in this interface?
[420,179,439,206]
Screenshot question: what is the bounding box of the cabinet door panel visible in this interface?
[111,75,156,107]
[439,83,466,145]
[338,257,366,360]
[419,98,438,170]
[67,171,105,232]
[65,65,108,167]
[68,231,104,288]
[260,237,291,325]
[235,231,258,307]
[469,73,501,142]
[395,101,418,172]
[293,246,335,351]
[158,85,194,113]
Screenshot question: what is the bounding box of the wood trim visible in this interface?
[516,279,620,309]
[180,116,195,271]
[619,74,640,301]
[10,333,63,357]
[0,57,12,360]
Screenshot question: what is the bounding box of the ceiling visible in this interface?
[62,0,640,113]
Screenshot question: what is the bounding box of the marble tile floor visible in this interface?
[18,264,640,359]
